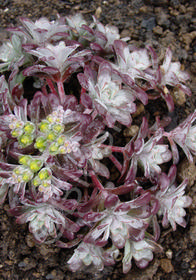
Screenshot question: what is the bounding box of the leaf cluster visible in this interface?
[0,14,193,274]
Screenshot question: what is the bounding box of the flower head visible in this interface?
[12,202,66,243]
[78,62,136,127]
[166,110,196,164]
[156,166,192,230]
[8,17,69,45]
[123,238,162,273]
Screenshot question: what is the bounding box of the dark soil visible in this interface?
[0,0,196,279]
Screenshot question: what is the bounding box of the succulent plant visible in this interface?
[0,13,193,274]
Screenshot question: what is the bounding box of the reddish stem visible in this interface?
[89,170,104,191]
[46,78,58,95]
[41,85,48,96]
[101,144,124,153]
[109,154,122,172]
[57,80,66,104]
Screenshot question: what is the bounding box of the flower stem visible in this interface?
[109,154,122,172]
[46,79,58,95]
[89,170,104,191]
[57,80,66,104]
[101,144,124,153]
[41,85,48,96]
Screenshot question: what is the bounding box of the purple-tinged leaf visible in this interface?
[56,238,82,249]
[0,182,9,204]
[80,91,93,109]
[83,211,107,222]
[104,193,119,208]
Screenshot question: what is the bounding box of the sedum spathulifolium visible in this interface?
[0,14,193,274]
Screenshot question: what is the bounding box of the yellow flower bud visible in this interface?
[35,136,47,151]
[39,120,50,133]
[47,131,57,142]
[42,180,51,188]
[57,135,66,145]
[58,146,66,154]
[19,155,32,166]
[24,122,35,134]
[52,123,64,134]
[32,176,41,187]
[22,170,33,182]
[15,121,24,128]
[29,159,43,172]
[19,134,33,147]
[14,166,23,175]
[49,143,59,155]
[46,115,54,123]
[38,168,51,180]
[11,128,23,138]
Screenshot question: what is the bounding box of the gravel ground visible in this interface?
[0,0,195,279]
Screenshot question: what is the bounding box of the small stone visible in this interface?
[123,125,139,137]
[32,272,42,278]
[139,5,148,13]
[26,234,35,248]
[37,244,60,259]
[141,17,156,31]
[46,269,64,280]
[190,260,196,269]
[103,0,109,5]
[171,88,186,106]
[4,260,13,266]
[181,31,196,51]
[132,103,145,117]
[18,257,37,271]
[160,258,174,273]
[153,26,163,35]
[166,249,173,260]
[156,11,170,28]
[120,29,130,39]
[160,30,176,48]
[187,6,195,15]
[131,0,144,9]
[178,4,186,14]
[8,250,15,260]
[169,8,179,16]
[95,7,102,19]
[154,7,161,14]
[170,0,180,7]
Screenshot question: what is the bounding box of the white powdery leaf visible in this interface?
[138,142,172,178]
[87,62,136,126]
[122,239,159,273]
[160,48,190,88]
[68,242,104,272]
[156,182,192,230]
[0,35,27,71]
[126,49,151,71]
[19,17,68,44]
[66,13,87,31]
[29,42,79,71]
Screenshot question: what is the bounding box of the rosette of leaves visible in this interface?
[0,13,193,275]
